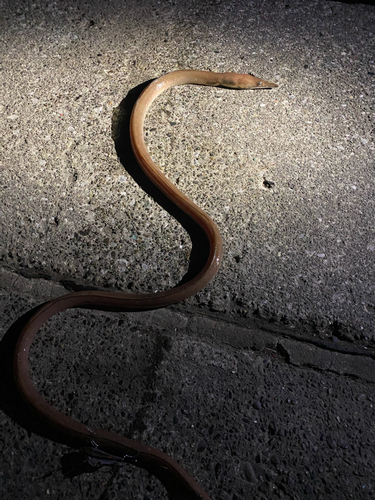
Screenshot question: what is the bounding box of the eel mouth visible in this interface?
[255,80,278,88]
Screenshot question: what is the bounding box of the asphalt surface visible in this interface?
[0,0,374,499]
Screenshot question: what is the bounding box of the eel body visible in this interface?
[14,70,277,500]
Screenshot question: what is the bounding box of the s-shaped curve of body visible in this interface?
[13,70,277,500]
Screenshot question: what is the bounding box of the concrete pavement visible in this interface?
[0,0,374,498]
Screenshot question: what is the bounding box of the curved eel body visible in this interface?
[13,70,277,500]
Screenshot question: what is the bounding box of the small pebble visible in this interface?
[244,462,257,483]
[197,441,206,452]
[258,482,270,494]
[305,483,314,494]
[268,421,277,435]
[252,399,262,410]
[326,435,337,449]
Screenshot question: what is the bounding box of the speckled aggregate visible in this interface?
[0,0,374,339]
[0,0,375,499]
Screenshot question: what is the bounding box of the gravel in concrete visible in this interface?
[0,0,374,499]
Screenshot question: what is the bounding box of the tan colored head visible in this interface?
[221,72,278,89]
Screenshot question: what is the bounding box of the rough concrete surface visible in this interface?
[0,0,374,499]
